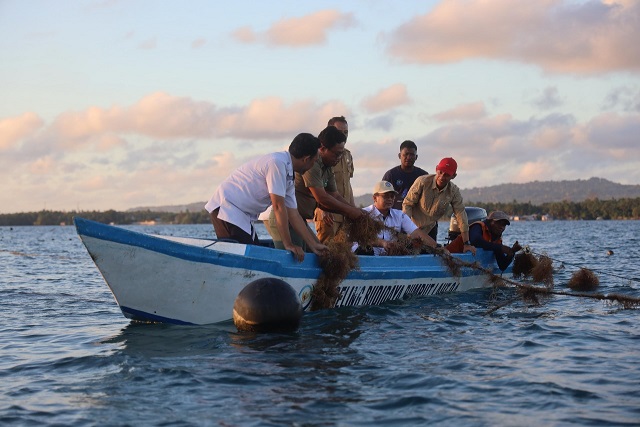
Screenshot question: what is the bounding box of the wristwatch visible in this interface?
[464,241,471,245]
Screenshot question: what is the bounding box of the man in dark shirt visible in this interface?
[382,140,428,211]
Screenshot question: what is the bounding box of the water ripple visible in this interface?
[1,222,639,426]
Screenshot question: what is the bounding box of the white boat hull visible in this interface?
[75,217,510,325]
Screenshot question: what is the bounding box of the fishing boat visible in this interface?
[74,216,511,325]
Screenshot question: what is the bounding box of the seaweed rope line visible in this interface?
[528,249,640,284]
[429,248,640,309]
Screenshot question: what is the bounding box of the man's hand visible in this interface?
[512,241,522,253]
[284,243,306,262]
[321,211,334,226]
[463,244,476,256]
[345,208,366,220]
[309,242,329,257]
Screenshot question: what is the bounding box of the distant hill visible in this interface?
[461,177,640,204]
[128,202,206,213]
[131,177,640,212]
[356,177,640,207]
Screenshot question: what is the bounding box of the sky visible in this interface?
[1,0,639,213]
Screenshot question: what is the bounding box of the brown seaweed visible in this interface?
[310,240,359,311]
[567,268,600,292]
[531,254,554,289]
[513,252,538,278]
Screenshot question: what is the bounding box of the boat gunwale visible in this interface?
[74,217,500,281]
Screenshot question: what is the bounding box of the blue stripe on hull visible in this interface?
[74,217,321,279]
[74,217,506,282]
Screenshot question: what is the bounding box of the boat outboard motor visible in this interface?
[447,207,487,242]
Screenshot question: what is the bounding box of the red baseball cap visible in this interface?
[436,157,457,175]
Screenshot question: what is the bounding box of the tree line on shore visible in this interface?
[1,197,639,226]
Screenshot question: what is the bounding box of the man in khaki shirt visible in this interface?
[314,116,354,242]
[403,157,475,255]
[267,126,362,250]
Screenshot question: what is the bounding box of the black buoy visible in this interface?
[233,278,302,333]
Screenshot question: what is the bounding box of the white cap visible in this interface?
[373,181,397,194]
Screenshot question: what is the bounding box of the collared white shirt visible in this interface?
[353,204,418,255]
[204,151,296,235]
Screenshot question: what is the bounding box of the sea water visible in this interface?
[1,221,639,426]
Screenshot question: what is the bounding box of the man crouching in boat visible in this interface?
[352,181,438,255]
[204,133,328,262]
[447,211,522,271]
[267,126,364,251]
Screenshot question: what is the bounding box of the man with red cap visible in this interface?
[402,157,475,255]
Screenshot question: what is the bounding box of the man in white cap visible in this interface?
[447,210,521,270]
[354,181,437,255]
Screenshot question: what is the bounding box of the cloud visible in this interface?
[232,10,355,47]
[3,91,639,212]
[575,112,640,155]
[138,38,157,50]
[232,26,257,43]
[191,38,207,49]
[87,0,121,11]
[48,92,349,146]
[531,86,563,110]
[422,112,579,161]
[28,155,56,175]
[513,160,558,183]
[0,112,44,151]
[602,86,640,111]
[432,102,488,122]
[50,92,218,146]
[417,111,639,185]
[0,92,351,186]
[75,175,109,191]
[349,110,631,193]
[24,31,57,40]
[385,0,640,74]
[361,84,411,113]
[365,115,396,131]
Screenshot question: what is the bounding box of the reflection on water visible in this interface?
[101,321,235,357]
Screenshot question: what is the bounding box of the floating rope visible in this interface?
[409,247,640,311]
[311,215,640,311]
[529,249,640,284]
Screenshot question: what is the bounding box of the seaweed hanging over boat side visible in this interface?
[342,214,384,248]
[311,238,359,311]
[434,249,463,277]
[384,234,421,256]
[311,216,638,313]
[311,215,382,311]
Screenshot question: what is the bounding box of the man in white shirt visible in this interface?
[205,133,328,262]
[354,181,437,255]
